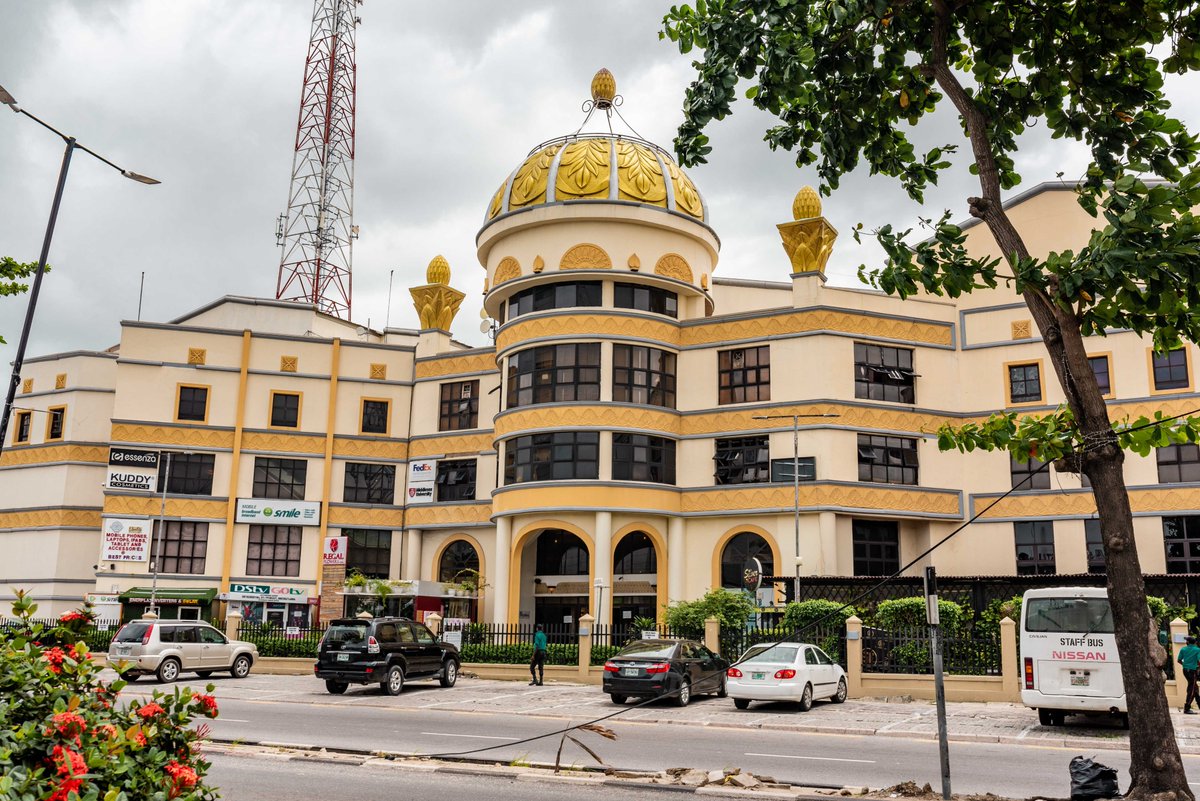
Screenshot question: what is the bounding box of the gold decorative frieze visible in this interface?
[0,507,102,531]
[681,484,960,517]
[616,140,667,207]
[369,363,387,380]
[241,431,325,455]
[532,256,545,273]
[495,405,677,439]
[327,506,405,528]
[682,309,953,347]
[281,356,298,373]
[414,352,498,380]
[0,443,107,468]
[556,139,611,201]
[681,403,950,437]
[508,145,561,211]
[973,485,1200,520]
[187,348,207,365]
[1011,320,1032,339]
[333,437,408,460]
[410,255,465,331]
[110,423,235,449]
[496,313,679,352]
[409,432,494,458]
[654,253,693,283]
[105,496,227,520]
[494,257,522,285]
[665,159,704,219]
[560,243,612,270]
[55,373,67,390]
[405,503,493,527]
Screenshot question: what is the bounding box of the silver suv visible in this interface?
[107,620,258,683]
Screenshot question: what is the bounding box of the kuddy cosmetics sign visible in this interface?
[105,447,159,492]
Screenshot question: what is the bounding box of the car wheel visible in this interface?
[734,698,751,710]
[230,654,252,679]
[382,665,405,696]
[716,676,728,698]
[156,657,181,683]
[196,671,213,678]
[610,693,628,705]
[674,678,691,708]
[325,680,349,695]
[797,683,813,712]
[439,659,458,688]
[831,677,848,704]
[1038,708,1054,726]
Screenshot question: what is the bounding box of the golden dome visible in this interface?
[792,185,822,220]
[485,135,707,224]
[591,68,616,107]
[426,254,450,285]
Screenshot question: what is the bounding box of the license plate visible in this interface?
[621,668,639,677]
[116,646,131,655]
[337,653,349,662]
[752,672,766,680]
[1071,674,1089,687]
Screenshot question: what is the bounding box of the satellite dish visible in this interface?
[479,320,492,334]
[479,307,489,319]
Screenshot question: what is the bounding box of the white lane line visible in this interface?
[745,752,875,764]
[420,732,520,741]
[215,718,250,723]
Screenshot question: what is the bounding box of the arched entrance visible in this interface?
[437,539,480,582]
[718,531,776,591]
[611,530,659,627]
[528,528,590,628]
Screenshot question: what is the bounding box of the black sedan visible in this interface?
[602,639,729,706]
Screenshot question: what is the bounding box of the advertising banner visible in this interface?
[222,583,310,603]
[235,498,321,525]
[100,517,152,562]
[105,447,160,492]
[406,459,436,504]
[323,536,347,566]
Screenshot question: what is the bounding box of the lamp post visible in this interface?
[753,413,839,599]
[147,451,174,618]
[0,85,159,454]
[593,576,606,625]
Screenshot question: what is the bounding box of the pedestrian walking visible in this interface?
[1179,635,1200,714]
[529,623,547,686]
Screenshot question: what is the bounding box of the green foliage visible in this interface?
[663,588,756,638]
[0,257,43,345]
[781,599,857,633]
[458,643,579,665]
[0,589,219,800]
[873,596,966,634]
[977,595,1024,637]
[343,570,368,589]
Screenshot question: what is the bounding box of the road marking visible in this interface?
[216,718,250,723]
[745,752,875,764]
[420,732,520,741]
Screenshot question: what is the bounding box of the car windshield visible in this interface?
[114,622,150,643]
[325,623,370,647]
[741,644,799,664]
[616,641,678,659]
[1026,597,1114,634]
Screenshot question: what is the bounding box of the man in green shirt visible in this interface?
[1178,635,1200,713]
[529,624,548,686]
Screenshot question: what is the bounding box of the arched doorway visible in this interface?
[436,538,482,622]
[532,529,590,629]
[612,531,658,627]
[719,531,775,591]
[438,539,480,582]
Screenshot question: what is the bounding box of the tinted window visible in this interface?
[325,623,369,647]
[375,623,399,643]
[115,622,151,643]
[813,648,834,665]
[742,644,799,664]
[616,641,678,659]
[199,627,226,644]
[175,626,198,644]
[398,624,416,643]
[1025,597,1113,634]
[805,648,819,665]
[414,625,436,645]
[158,627,177,644]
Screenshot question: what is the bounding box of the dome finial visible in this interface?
[427,254,450,285]
[591,68,617,109]
[792,185,822,220]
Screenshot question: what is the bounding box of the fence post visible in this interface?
[578,614,595,680]
[1000,617,1019,702]
[845,615,863,699]
[224,611,242,641]
[426,612,443,637]
[1171,617,1189,709]
[704,616,720,654]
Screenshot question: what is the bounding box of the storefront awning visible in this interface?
[118,588,218,605]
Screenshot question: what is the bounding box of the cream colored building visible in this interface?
[4,74,1200,624]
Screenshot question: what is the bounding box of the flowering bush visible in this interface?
[0,590,220,800]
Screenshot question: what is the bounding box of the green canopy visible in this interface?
[118,587,218,604]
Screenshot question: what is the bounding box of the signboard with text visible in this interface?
[235,498,321,525]
[323,536,347,566]
[223,583,309,603]
[101,517,152,562]
[406,460,436,504]
[105,447,159,492]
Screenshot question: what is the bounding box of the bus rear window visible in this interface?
[1026,597,1114,634]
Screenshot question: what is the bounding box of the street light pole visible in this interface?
[0,84,159,454]
[148,452,173,617]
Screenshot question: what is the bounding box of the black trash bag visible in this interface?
[1070,756,1120,800]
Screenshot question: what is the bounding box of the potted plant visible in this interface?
[344,570,368,592]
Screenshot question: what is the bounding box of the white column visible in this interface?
[668,516,685,602]
[492,517,511,624]
[403,528,422,581]
[818,512,837,575]
[594,511,613,626]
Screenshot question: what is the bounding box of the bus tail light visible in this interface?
[1024,657,1034,689]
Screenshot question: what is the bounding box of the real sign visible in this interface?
[101,517,152,562]
[406,459,436,504]
[105,447,159,492]
[235,498,321,525]
[323,536,347,565]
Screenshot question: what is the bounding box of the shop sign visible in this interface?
[323,536,347,565]
[223,583,309,603]
[85,593,121,606]
[406,460,436,504]
[105,447,159,492]
[235,498,320,525]
[101,517,152,562]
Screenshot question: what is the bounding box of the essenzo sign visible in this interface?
[235,498,321,525]
[105,447,159,492]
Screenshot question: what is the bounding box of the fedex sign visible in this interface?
[407,460,436,505]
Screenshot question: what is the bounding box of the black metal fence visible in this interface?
[0,618,123,653]
[721,623,850,668]
[860,625,1002,676]
[443,622,579,666]
[237,622,327,658]
[589,623,695,665]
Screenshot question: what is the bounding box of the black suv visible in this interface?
[314,617,461,695]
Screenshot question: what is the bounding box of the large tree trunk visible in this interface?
[925,3,1192,798]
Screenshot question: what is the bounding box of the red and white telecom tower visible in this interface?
[275,0,361,319]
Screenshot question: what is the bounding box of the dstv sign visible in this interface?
[235,498,321,525]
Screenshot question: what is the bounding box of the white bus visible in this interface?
[1020,587,1126,726]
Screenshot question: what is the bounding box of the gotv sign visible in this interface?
[406,459,436,504]
[105,447,159,492]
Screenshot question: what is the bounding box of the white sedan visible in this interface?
[726,641,848,711]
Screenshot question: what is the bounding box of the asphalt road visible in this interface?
[177,688,1193,797]
[205,751,672,801]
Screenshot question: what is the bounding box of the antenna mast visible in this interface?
[276,0,361,318]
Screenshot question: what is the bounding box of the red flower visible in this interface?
[130,731,148,747]
[43,647,67,674]
[51,744,87,778]
[136,702,166,719]
[47,778,82,801]
[60,610,87,624]
[45,711,88,744]
[94,723,118,739]
[164,760,199,788]
[192,693,218,717]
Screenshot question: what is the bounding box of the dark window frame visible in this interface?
[770,457,816,482]
[1088,355,1111,396]
[1014,520,1056,575]
[613,282,678,318]
[612,344,677,408]
[504,432,600,484]
[157,452,216,496]
[246,524,303,577]
[153,520,208,575]
[438,539,481,582]
[269,391,301,428]
[1153,348,1190,391]
[344,529,391,580]
[1163,516,1200,573]
[439,380,480,431]
[613,531,658,575]
[854,343,915,404]
[857,434,919,486]
[714,436,770,485]
[535,529,590,576]
[1010,455,1050,490]
[1008,363,1042,404]
[852,519,900,577]
[177,385,209,422]
[507,281,602,320]
[719,532,775,590]
[506,343,601,409]
[14,410,31,444]
[612,433,677,485]
[1084,519,1106,574]
[343,462,396,504]
[252,457,308,500]
[1157,444,1200,484]
[717,346,770,405]
[360,399,390,435]
[436,458,477,502]
[46,406,65,441]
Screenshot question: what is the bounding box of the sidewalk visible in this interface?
[109,669,1200,753]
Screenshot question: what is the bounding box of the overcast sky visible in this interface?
[2,1,1197,369]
